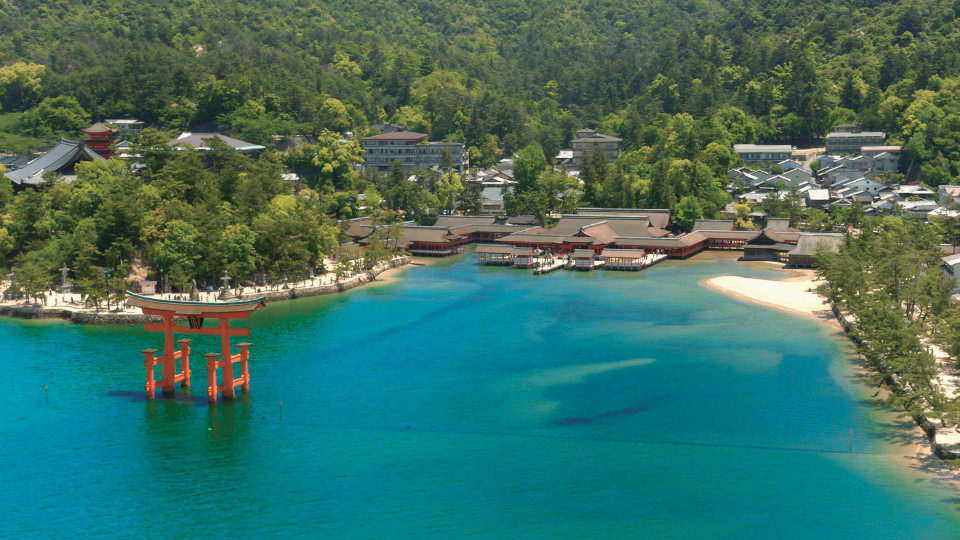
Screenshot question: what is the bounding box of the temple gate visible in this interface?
[126,292,265,403]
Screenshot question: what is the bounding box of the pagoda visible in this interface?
[81,122,118,159]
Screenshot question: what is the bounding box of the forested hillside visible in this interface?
[1,0,960,172]
[3,0,960,300]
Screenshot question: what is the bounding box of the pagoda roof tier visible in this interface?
[83,122,118,134]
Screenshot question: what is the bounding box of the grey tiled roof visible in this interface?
[790,233,845,256]
[6,138,104,185]
[433,216,496,228]
[476,244,514,254]
[600,248,646,259]
[168,132,265,151]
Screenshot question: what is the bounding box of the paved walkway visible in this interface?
[927,342,960,451]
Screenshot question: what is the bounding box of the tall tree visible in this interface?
[513,145,548,194]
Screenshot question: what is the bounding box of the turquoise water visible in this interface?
[2,252,959,538]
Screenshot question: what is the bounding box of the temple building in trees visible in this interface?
[341,207,841,272]
[4,138,104,188]
[167,132,266,156]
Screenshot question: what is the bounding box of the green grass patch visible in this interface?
[0,113,54,153]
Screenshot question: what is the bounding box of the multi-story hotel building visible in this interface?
[360,131,466,174]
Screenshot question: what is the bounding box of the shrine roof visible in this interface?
[6,138,104,185]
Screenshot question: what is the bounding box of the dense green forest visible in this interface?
[0,145,341,302]
[2,1,960,167]
[5,0,960,298]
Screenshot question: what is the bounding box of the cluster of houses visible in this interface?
[728,124,960,220]
[730,132,947,222]
[2,119,472,189]
[468,159,517,215]
[455,127,624,215]
[1,123,619,218]
[728,149,960,219]
[9,120,960,283]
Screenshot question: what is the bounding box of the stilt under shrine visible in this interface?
[126,291,265,403]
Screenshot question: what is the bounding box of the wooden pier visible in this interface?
[477,245,668,277]
[533,257,566,275]
[641,253,668,268]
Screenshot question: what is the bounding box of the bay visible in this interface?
[1,252,958,538]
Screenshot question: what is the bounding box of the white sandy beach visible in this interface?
[702,269,836,324]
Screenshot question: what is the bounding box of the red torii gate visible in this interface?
[126,291,265,403]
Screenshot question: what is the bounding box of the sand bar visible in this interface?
[702,269,836,325]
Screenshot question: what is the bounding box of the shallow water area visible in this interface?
[1,251,959,538]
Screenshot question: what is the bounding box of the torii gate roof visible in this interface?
[125,291,265,316]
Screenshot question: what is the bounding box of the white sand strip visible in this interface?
[702,271,834,323]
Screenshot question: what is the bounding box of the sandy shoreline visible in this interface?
[701,269,839,329]
[357,254,444,286]
[702,266,960,490]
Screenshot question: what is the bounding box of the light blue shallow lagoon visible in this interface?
[2,252,959,538]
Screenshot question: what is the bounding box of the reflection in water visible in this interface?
[139,389,254,445]
[206,394,253,444]
[556,406,647,425]
[144,393,195,422]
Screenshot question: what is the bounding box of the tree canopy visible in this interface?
[0,1,957,182]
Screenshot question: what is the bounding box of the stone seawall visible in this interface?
[0,255,410,325]
[0,305,163,324]
[831,302,960,460]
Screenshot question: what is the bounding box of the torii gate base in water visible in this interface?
[126,291,265,403]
